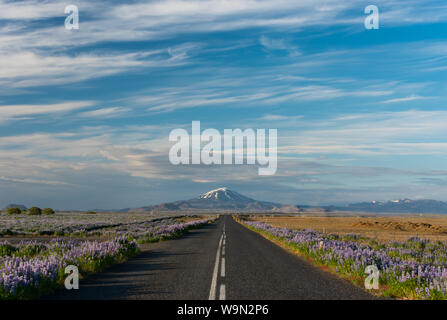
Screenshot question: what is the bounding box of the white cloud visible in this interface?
[148,92,271,112]
[261,85,392,104]
[381,95,431,104]
[257,114,303,121]
[259,35,300,56]
[2,0,443,53]
[0,0,65,20]
[0,49,191,88]
[0,101,94,122]
[279,110,447,156]
[0,175,69,186]
[79,107,130,118]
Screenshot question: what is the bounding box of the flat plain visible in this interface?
[248,214,447,242]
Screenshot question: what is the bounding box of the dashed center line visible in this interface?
[221,247,226,277]
[209,221,226,300]
[219,284,226,300]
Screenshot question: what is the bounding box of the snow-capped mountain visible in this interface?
[131,187,300,213]
[199,187,255,202]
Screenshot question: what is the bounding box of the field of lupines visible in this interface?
[93,218,217,243]
[0,215,215,299]
[241,219,447,300]
[0,211,171,236]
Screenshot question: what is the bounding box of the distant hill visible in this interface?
[2,204,27,211]
[127,187,300,213]
[325,199,447,214]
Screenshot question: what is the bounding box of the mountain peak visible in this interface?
[199,187,247,201]
[130,188,299,213]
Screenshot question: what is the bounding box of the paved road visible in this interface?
[46,215,374,300]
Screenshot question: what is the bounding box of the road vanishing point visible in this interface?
[47,215,374,300]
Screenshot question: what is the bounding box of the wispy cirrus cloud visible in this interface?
[279,110,447,156]
[0,0,67,20]
[78,107,130,118]
[0,101,95,123]
[259,35,301,56]
[0,175,69,186]
[257,114,304,121]
[0,47,196,88]
[381,95,432,104]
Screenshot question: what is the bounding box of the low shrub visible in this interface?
[7,207,21,215]
[42,208,55,215]
[27,207,42,216]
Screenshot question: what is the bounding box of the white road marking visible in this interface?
[219,284,226,300]
[219,225,226,299]
[209,221,228,300]
[221,244,226,277]
[208,232,223,300]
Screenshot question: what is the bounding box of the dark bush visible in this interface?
[28,207,42,215]
[38,230,55,236]
[0,229,16,236]
[7,207,21,215]
[42,208,55,215]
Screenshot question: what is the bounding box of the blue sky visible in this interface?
[1,0,447,209]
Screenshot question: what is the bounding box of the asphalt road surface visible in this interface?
[46,215,374,300]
